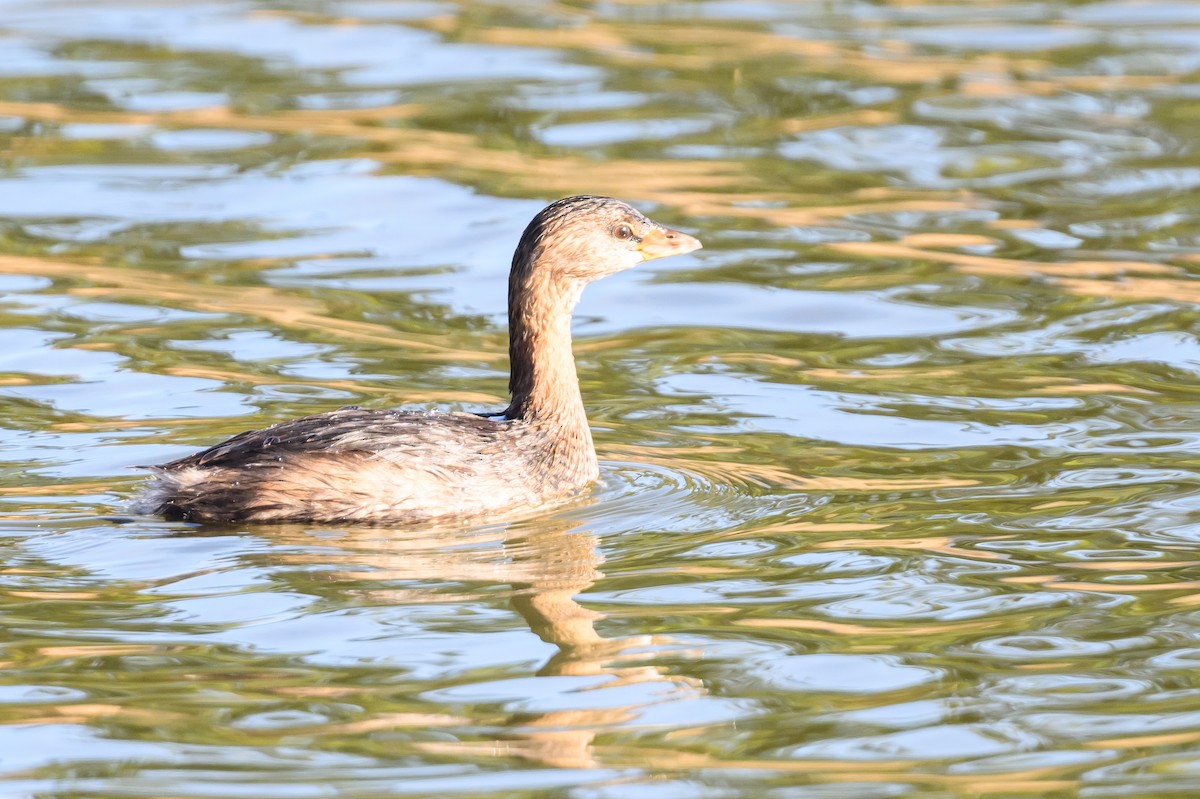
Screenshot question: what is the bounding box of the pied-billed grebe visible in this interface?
[137,196,701,524]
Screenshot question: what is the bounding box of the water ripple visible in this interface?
[4,0,1200,793]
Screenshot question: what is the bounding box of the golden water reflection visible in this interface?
[4,0,1200,794]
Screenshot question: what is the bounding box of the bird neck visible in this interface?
[505,270,589,430]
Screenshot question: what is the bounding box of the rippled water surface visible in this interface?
[3,0,1200,795]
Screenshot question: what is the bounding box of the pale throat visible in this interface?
[505,272,589,425]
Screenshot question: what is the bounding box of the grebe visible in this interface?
[138,196,701,523]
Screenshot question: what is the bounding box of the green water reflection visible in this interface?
[2,0,1200,795]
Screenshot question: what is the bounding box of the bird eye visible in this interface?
[614,224,634,241]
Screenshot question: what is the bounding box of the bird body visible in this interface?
[137,196,700,524]
[144,407,593,523]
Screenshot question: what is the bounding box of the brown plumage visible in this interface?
[136,196,702,524]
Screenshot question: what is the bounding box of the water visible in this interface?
[2,0,1200,795]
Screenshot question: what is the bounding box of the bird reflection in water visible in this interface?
[258,515,702,769]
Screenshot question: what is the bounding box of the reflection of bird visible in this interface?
[137,196,701,524]
[256,517,701,770]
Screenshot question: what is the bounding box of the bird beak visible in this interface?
[637,225,702,261]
